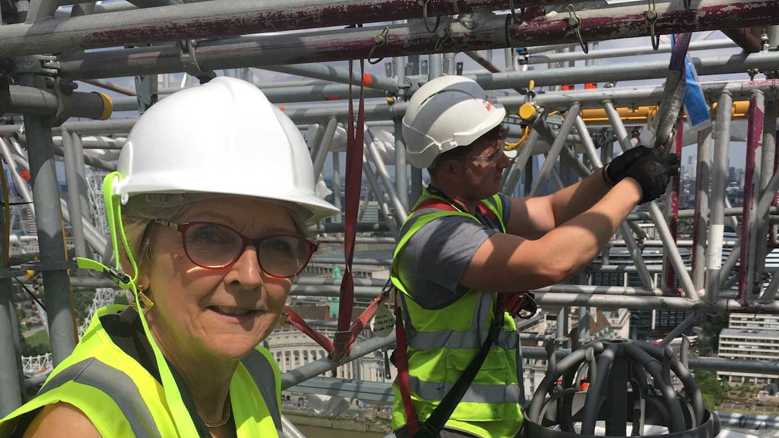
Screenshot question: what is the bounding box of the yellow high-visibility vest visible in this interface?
[390,190,524,438]
[0,305,282,437]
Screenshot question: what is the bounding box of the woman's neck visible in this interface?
[147,316,238,427]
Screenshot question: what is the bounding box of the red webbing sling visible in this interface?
[284,58,387,358]
[331,58,367,360]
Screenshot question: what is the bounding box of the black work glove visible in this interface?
[624,150,680,204]
[604,146,654,185]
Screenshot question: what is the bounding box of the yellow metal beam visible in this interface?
[580,101,750,124]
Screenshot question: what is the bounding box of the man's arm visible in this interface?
[507,170,610,239]
[462,178,641,292]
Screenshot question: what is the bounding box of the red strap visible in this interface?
[414,198,498,222]
[393,302,419,434]
[347,290,388,347]
[284,306,334,352]
[332,58,366,360]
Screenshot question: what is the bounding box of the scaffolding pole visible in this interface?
[531,103,580,195]
[604,101,699,299]
[54,0,779,79]
[61,129,87,259]
[0,0,516,56]
[22,113,77,365]
[522,39,737,65]
[756,97,777,300]
[738,90,764,304]
[574,114,655,290]
[706,91,732,303]
[692,127,712,291]
[263,64,398,93]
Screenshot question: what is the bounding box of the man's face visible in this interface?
[461,129,511,198]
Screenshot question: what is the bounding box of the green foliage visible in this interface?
[71,288,95,326]
[694,370,727,410]
[696,313,729,356]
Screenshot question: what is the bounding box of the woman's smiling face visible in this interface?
[141,196,298,360]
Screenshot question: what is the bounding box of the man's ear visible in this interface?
[444,159,464,179]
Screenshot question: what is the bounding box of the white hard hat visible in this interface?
[401,75,506,169]
[115,76,338,224]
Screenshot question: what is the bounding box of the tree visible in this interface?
[694,370,727,410]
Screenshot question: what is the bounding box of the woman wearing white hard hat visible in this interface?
[0,77,338,438]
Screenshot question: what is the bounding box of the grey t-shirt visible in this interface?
[396,193,511,309]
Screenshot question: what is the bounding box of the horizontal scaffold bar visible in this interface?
[55,0,779,79]
[1,80,775,132]
[0,0,546,57]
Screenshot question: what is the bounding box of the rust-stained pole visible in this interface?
[0,0,530,56]
[664,118,684,292]
[738,90,765,305]
[33,0,779,76]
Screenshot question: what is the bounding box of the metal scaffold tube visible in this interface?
[0,0,517,57]
[61,129,87,258]
[262,64,398,93]
[530,103,580,195]
[756,97,777,301]
[739,90,765,304]
[3,80,776,131]
[281,333,395,389]
[393,117,408,210]
[361,159,398,235]
[706,91,733,303]
[473,52,779,90]
[313,117,337,180]
[0,250,21,416]
[692,127,712,291]
[365,130,408,224]
[57,0,779,79]
[22,114,77,365]
[606,100,699,299]
[522,39,737,65]
[574,115,655,290]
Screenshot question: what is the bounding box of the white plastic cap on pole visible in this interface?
[115,76,339,224]
[401,75,506,169]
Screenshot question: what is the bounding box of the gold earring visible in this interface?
[136,286,155,312]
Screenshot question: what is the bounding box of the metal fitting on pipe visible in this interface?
[1,85,112,120]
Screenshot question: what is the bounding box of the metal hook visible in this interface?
[421,0,441,34]
[367,26,391,65]
[645,0,660,50]
[566,5,589,54]
[178,39,204,75]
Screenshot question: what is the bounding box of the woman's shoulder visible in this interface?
[21,403,100,438]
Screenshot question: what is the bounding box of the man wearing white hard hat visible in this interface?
[389,75,678,438]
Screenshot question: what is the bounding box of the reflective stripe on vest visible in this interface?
[408,375,522,404]
[241,350,282,434]
[406,326,519,351]
[37,357,161,438]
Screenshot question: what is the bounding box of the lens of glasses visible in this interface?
[184,223,243,268]
[183,223,313,276]
[258,235,312,277]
